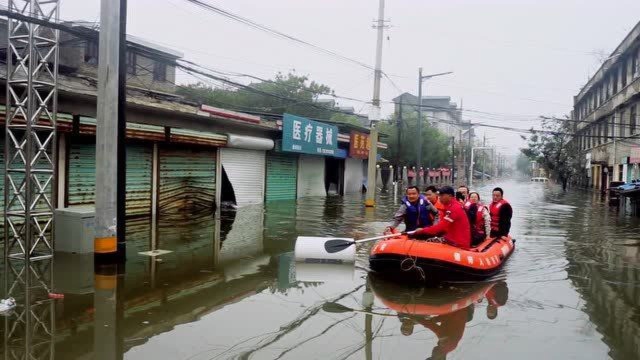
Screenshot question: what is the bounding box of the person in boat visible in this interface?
[424,185,446,222]
[467,192,491,246]
[387,186,440,233]
[489,187,513,239]
[412,186,471,249]
[457,185,470,205]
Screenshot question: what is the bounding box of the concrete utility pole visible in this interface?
[416,70,453,169]
[365,0,385,207]
[95,0,127,259]
[469,146,493,189]
[451,137,455,185]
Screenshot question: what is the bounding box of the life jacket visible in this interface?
[489,199,509,232]
[402,195,432,231]
[475,204,487,236]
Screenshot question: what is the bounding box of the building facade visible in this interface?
[573,21,640,191]
[392,93,467,142]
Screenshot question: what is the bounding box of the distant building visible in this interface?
[572,20,640,191]
[391,93,467,141]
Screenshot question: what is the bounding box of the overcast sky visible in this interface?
[11,0,640,155]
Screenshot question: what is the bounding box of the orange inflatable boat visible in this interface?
[369,235,515,282]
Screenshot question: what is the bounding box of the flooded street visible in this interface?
[2,180,640,359]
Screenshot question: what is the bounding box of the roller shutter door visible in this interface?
[158,146,216,214]
[297,155,326,198]
[67,142,153,216]
[220,148,266,207]
[344,158,363,194]
[265,153,297,202]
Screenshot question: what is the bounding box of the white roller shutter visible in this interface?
[297,155,326,198]
[220,148,266,207]
[344,158,363,194]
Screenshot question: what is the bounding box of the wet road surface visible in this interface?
[1,180,640,359]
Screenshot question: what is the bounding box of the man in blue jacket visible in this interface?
[387,186,439,232]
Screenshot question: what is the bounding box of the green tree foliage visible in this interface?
[515,153,532,177]
[520,117,581,190]
[378,112,452,168]
[177,72,359,122]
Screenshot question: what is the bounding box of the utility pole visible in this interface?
[451,137,455,185]
[467,125,473,184]
[95,0,127,259]
[417,67,423,169]
[365,0,385,207]
[416,70,453,171]
[396,98,402,181]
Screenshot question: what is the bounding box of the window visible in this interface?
[633,49,639,77]
[613,70,618,94]
[620,110,626,138]
[611,116,616,139]
[631,105,637,135]
[126,51,136,75]
[84,41,99,64]
[153,61,167,81]
[622,60,628,87]
[603,119,609,142]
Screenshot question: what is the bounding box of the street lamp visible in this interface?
[417,69,453,169]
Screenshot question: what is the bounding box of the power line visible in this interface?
[179,0,375,71]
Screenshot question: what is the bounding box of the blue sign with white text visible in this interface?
[281,113,338,156]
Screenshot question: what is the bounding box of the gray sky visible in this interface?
[16,0,640,154]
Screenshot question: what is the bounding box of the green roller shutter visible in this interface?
[67,142,152,216]
[266,152,297,202]
[67,143,95,206]
[124,145,153,216]
[158,146,216,214]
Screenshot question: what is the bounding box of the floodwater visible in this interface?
[1,180,640,359]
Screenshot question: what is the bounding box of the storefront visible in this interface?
[280,114,339,198]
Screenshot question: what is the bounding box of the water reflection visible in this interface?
[368,274,508,360]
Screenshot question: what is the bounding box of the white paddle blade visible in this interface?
[294,236,356,263]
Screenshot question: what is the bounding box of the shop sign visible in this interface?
[349,131,370,159]
[282,113,338,156]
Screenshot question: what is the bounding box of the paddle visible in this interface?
[324,231,415,254]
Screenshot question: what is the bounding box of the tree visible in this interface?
[515,153,532,177]
[378,112,452,169]
[520,117,581,191]
[177,72,360,123]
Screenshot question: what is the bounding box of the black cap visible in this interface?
[439,186,455,196]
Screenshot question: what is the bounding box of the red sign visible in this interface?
[349,132,370,159]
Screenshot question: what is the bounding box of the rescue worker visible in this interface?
[468,192,491,245]
[424,185,446,221]
[387,186,439,233]
[489,187,513,238]
[412,186,471,249]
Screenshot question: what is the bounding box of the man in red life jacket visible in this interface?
[413,186,471,249]
[489,187,513,238]
[424,185,446,222]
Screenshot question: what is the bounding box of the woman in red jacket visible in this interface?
[412,186,471,249]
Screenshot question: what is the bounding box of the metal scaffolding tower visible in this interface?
[3,2,59,356]
[4,0,59,262]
